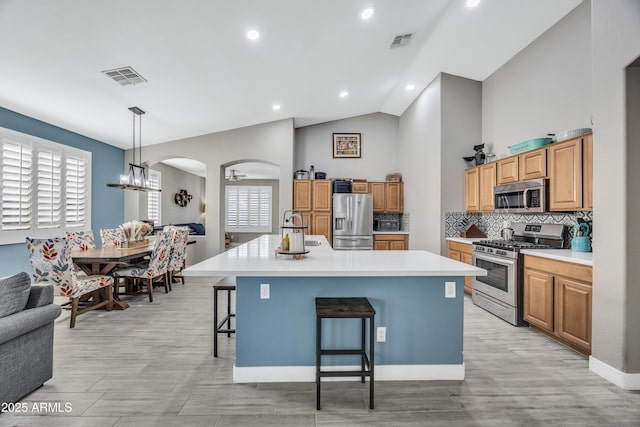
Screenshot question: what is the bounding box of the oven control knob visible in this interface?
[496,250,506,256]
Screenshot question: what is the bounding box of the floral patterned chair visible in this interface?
[114,230,173,303]
[25,237,113,328]
[165,226,190,285]
[65,230,96,275]
[100,228,126,247]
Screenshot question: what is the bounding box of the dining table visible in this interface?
[71,245,153,310]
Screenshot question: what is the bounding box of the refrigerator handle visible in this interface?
[348,196,353,230]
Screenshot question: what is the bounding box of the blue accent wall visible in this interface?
[235,276,464,367]
[0,107,124,277]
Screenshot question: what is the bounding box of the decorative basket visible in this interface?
[386,173,402,182]
[121,239,150,249]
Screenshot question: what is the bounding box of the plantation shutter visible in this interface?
[1,140,33,230]
[147,171,161,224]
[65,156,87,227]
[37,149,63,229]
[226,186,271,232]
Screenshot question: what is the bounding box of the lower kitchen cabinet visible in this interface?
[312,213,332,244]
[374,233,408,250]
[523,255,592,354]
[447,241,473,295]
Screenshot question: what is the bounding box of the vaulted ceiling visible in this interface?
[0,0,582,150]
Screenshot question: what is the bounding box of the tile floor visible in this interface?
[1,277,639,426]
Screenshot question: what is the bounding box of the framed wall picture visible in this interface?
[333,133,361,158]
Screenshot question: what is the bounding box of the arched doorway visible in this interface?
[220,160,280,249]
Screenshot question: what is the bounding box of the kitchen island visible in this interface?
[182,235,485,383]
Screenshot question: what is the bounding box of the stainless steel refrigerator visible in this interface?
[332,193,373,250]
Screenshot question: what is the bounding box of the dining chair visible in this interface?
[166,226,190,285]
[114,230,173,303]
[25,237,113,328]
[100,228,126,247]
[65,230,96,276]
[66,230,96,251]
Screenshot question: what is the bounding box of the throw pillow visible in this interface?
[0,271,32,318]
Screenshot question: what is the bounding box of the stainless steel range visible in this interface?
[472,223,566,326]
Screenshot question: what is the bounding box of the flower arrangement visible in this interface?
[119,221,153,242]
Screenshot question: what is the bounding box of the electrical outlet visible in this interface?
[445,281,456,298]
[260,283,270,299]
[376,327,386,342]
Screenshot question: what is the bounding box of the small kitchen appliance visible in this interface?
[472,223,566,326]
[333,180,352,193]
[373,219,399,232]
[571,222,592,252]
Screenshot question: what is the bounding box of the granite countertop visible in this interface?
[373,231,410,235]
[183,234,486,277]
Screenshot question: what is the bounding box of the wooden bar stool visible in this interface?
[213,279,236,357]
[315,297,376,410]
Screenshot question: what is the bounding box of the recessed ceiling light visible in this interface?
[405,84,416,91]
[247,30,260,40]
[339,91,349,98]
[466,0,481,8]
[361,8,374,20]
[272,104,281,111]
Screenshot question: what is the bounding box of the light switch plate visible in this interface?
[445,281,456,298]
[376,327,386,342]
[260,283,270,299]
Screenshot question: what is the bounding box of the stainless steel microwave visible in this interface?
[494,179,547,213]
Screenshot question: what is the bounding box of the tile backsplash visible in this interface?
[445,211,593,247]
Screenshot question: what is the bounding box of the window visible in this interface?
[225,185,272,233]
[147,170,161,225]
[0,127,91,244]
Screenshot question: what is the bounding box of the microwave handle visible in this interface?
[523,188,529,210]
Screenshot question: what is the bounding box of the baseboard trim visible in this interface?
[233,363,465,383]
[589,356,640,390]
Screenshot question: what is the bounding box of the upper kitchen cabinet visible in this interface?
[479,163,496,212]
[465,163,495,212]
[312,180,332,212]
[351,181,368,193]
[519,147,548,180]
[583,134,593,210]
[370,182,404,213]
[293,179,312,211]
[549,134,592,211]
[464,168,480,212]
[496,156,519,184]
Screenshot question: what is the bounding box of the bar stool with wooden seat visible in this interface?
[315,297,376,410]
[213,277,236,357]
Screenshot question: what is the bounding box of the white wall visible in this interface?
[399,75,442,253]
[482,1,592,158]
[398,73,482,254]
[124,119,294,261]
[591,0,640,376]
[440,73,482,253]
[295,113,399,181]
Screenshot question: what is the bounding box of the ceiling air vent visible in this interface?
[101,66,147,86]
[390,33,413,49]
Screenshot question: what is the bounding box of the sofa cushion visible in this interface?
[0,271,32,318]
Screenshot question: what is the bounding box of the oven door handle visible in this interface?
[473,252,516,267]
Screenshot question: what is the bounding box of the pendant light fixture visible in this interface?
[107,106,160,192]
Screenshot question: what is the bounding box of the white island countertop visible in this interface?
[183,234,486,277]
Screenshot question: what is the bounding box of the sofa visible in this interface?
[0,272,61,404]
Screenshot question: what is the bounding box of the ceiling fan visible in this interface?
[226,169,247,181]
